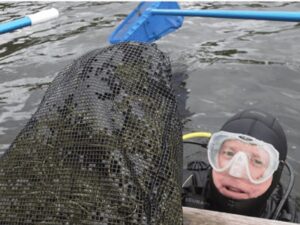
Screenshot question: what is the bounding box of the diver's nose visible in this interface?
[228,152,248,179]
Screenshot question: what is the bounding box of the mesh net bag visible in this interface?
[0,42,183,224]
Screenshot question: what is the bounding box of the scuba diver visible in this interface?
[182,109,299,223]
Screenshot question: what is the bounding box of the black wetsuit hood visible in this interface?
[209,108,287,217]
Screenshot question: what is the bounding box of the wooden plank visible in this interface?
[183,207,296,225]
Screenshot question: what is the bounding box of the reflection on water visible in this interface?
[0,77,52,136]
[1,1,300,210]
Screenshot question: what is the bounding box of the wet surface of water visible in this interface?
[1,1,300,210]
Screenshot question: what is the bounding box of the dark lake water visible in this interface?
[1,1,300,211]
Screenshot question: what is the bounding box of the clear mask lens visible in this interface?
[207,131,280,184]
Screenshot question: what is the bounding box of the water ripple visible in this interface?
[1,1,300,202]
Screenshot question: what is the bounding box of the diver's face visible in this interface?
[212,140,273,200]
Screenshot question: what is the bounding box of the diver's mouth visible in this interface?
[224,185,246,194]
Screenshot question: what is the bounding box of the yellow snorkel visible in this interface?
[182,132,212,141]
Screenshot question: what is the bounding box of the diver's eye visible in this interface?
[252,157,264,167]
[221,148,235,159]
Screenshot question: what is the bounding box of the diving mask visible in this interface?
[207,131,280,184]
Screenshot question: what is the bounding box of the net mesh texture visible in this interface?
[0,42,183,225]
